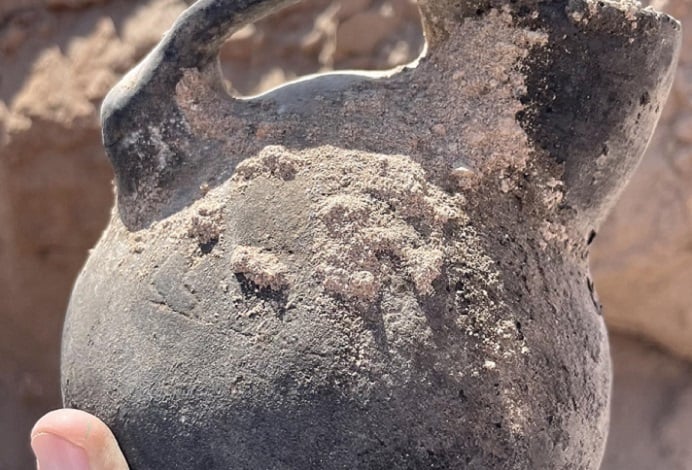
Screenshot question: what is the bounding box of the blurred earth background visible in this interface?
[1,0,691,468]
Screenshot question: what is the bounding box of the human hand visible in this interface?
[31,409,129,470]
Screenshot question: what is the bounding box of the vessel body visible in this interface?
[61,0,681,468]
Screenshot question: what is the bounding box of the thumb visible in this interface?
[31,409,129,470]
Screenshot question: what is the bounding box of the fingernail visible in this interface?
[31,433,89,470]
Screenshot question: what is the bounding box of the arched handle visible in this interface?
[100,0,460,229]
[101,0,300,229]
[150,0,456,75]
[155,0,299,75]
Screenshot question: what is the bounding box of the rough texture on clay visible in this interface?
[65,143,610,468]
[61,0,680,469]
[234,146,464,299]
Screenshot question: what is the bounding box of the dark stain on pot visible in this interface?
[198,237,218,254]
[514,0,680,226]
[235,273,289,318]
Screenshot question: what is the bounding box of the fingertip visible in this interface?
[32,409,104,450]
[31,409,129,470]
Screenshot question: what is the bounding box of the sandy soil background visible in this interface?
[1,0,691,468]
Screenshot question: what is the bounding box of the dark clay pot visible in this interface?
[61,0,680,468]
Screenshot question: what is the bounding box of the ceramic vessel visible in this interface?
[62,0,680,468]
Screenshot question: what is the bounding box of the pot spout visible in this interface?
[418,0,680,239]
[513,0,680,236]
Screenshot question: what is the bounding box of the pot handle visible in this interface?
[100,0,456,229]
[154,0,300,76]
[135,0,453,77]
[101,0,304,229]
